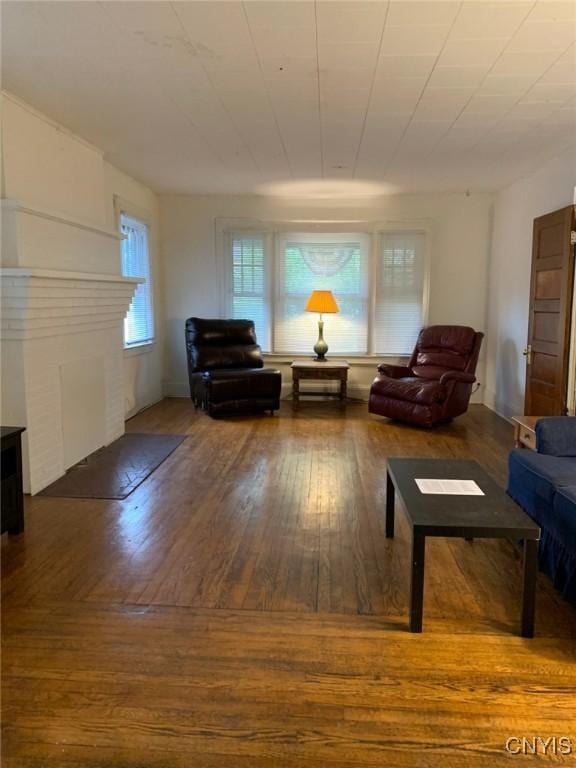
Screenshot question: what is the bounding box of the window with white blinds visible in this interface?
[229,233,270,351]
[224,226,427,356]
[274,233,370,354]
[121,214,155,348]
[374,232,426,355]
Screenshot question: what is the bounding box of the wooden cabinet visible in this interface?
[1,426,26,535]
[511,416,539,451]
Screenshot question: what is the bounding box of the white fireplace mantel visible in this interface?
[1,267,142,340]
[1,266,141,493]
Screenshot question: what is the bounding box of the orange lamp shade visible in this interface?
[305,290,339,314]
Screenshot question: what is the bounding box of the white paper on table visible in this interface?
[415,479,485,496]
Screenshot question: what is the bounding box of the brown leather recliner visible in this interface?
[185,318,282,417]
[369,325,484,427]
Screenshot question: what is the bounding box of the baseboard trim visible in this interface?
[164,380,371,402]
[164,380,190,398]
[165,379,499,408]
[482,388,515,423]
[125,395,165,422]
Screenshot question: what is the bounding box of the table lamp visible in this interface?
[305,290,339,361]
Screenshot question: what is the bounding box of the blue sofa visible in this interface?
[508,416,576,606]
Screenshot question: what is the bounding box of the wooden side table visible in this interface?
[511,416,541,450]
[1,426,26,535]
[291,360,349,405]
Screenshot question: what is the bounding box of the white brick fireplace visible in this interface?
[1,267,140,494]
[1,97,162,493]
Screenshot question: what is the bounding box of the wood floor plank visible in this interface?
[2,400,576,766]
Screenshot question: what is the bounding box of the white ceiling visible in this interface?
[3,1,576,195]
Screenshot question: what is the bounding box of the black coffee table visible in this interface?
[386,459,541,636]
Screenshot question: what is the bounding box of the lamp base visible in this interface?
[313,320,328,361]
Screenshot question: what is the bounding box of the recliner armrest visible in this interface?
[439,371,476,385]
[378,364,412,378]
[535,416,576,457]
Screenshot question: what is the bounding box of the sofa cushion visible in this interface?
[507,449,576,522]
[509,450,576,500]
[536,416,576,457]
[552,485,576,544]
[370,375,446,405]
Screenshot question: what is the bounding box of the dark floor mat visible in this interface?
[39,433,187,499]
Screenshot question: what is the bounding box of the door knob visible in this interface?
[523,345,532,365]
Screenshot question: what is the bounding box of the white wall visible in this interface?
[485,145,576,419]
[1,93,163,417]
[103,162,164,417]
[160,192,493,400]
[2,95,106,227]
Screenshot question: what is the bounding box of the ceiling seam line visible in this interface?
[241,1,294,179]
[170,1,264,178]
[352,1,391,180]
[314,0,324,179]
[96,1,230,175]
[163,91,232,172]
[413,1,540,172]
[480,128,576,192]
[450,39,576,160]
[380,0,465,178]
[459,40,576,186]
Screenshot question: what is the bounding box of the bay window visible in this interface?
[225,226,427,356]
[275,233,370,354]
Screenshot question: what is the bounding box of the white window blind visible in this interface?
[229,233,270,351]
[222,225,428,356]
[373,232,425,355]
[121,214,155,348]
[274,233,370,354]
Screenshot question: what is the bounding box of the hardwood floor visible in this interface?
[3,400,576,766]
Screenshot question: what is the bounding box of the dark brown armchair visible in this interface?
[185,318,281,417]
[369,325,484,427]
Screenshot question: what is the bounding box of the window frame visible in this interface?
[115,198,156,352]
[218,218,431,359]
[274,230,372,356]
[226,229,272,352]
[372,230,429,356]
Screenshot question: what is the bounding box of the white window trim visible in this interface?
[273,230,371,356]
[372,229,431,356]
[115,195,156,354]
[123,341,155,356]
[216,217,432,358]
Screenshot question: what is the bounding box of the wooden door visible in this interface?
[524,205,575,415]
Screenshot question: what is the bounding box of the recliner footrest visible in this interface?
[202,368,281,412]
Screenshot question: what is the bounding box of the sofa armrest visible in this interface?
[439,371,476,386]
[535,416,576,457]
[377,364,412,378]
